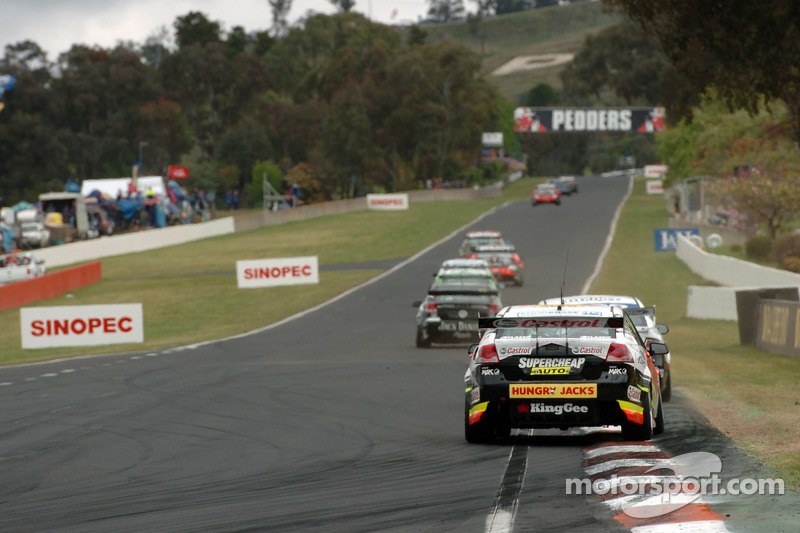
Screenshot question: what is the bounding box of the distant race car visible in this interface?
[414,274,501,348]
[539,294,672,401]
[470,244,524,287]
[531,184,561,206]
[459,231,506,257]
[464,304,666,443]
[554,176,578,195]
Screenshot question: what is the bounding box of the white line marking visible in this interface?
[60,369,75,373]
[585,458,675,476]
[585,445,660,458]
[0,382,12,386]
[41,373,58,378]
[631,520,731,532]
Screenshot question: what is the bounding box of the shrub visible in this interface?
[745,234,773,261]
[730,243,743,254]
[774,234,800,263]
[782,256,800,274]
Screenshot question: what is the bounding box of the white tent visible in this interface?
[81,176,167,199]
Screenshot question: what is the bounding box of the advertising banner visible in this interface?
[237,256,319,288]
[646,180,664,194]
[21,304,144,349]
[514,107,666,133]
[481,132,504,147]
[366,193,409,211]
[644,164,668,178]
[654,228,699,251]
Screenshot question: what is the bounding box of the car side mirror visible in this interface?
[657,323,669,335]
[468,343,479,358]
[412,301,422,307]
[648,342,668,355]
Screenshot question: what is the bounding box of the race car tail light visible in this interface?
[606,343,634,364]
[512,253,523,267]
[425,302,438,316]
[475,344,499,364]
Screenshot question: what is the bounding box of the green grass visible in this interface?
[592,178,800,490]
[1,178,538,365]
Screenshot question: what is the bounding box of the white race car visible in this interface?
[539,295,672,401]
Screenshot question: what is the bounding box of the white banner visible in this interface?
[21,304,144,349]
[646,180,664,194]
[366,193,409,211]
[482,132,504,148]
[644,164,668,178]
[237,256,319,288]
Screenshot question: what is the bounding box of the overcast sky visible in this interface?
[2,0,431,60]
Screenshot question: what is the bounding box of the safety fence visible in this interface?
[0,261,101,312]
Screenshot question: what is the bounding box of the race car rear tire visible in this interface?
[555,200,561,206]
[465,401,496,444]
[654,393,665,435]
[415,329,431,348]
[621,392,654,441]
[662,373,672,402]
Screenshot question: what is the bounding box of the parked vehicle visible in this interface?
[19,221,50,248]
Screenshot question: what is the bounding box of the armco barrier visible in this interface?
[232,187,502,232]
[35,217,236,269]
[0,261,102,312]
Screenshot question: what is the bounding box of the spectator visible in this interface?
[232,189,239,210]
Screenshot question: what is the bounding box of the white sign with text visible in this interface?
[21,304,144,349]
[237,256,319,288]
[366,193,409,210]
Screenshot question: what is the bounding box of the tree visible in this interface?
[427,0,466,22]
[330,0,356,13]
[604,0,800,145]
[173,11,222,49]
[705,172,800,239]
[267,0,293,37]
[560,22,699,119]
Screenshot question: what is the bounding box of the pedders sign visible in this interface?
[366,193,409,211]
[21,304,144,349]
[237,256,319,288]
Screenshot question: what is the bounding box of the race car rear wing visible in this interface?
[478,316,623,330]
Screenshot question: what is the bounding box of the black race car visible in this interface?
[414,277,501,348]
[464,304,666,442]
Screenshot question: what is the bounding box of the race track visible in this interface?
[0,175,790,532]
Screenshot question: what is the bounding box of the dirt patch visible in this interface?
[491,53,574,76]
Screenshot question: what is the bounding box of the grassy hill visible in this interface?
[417,2,625,103]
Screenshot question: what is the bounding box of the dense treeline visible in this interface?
[0,12,501,205]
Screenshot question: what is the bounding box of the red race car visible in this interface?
[531,184,561,206]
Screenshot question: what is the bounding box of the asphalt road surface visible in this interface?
[0,175,791,532]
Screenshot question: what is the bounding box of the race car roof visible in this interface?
[465,231,502,238]
[538,294,643,308]
[474,244,516,253]
[440,258,490,269]
[436,267,494,278]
